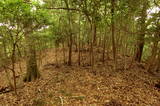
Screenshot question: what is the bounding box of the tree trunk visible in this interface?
[102,28,107,63]
[62,42,66,64]
[78,14,81,66]
[89,22,94,67]
[102,1,107,64]
[147,41,158,71]
[156,49,160,72]
[11,43,17,95]
[64,0,72,66]
[93,23,97,45]
[68,33,72,66]
[24,36,40,82]
[135,35,145,62]
[111,0,117,70]
[135,1,148,62]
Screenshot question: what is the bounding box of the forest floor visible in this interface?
[0,48,160,106]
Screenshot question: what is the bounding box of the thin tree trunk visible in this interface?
[78,14,81,66]
[55,43,58,66]
[11,43,17,95]
[68,33,72,66]
[111,0,117,70]
[62,42,66,64]
[102,28,107,63]
[93,23,97,45]
[90,22,94,68]
[156,49,160,72]
[135,1,148,62]
[147,41,158,71]
[64,0,72,66]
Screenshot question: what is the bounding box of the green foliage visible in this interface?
[0,0,159,64]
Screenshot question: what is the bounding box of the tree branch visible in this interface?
[45,7,80,11]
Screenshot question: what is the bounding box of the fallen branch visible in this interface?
[59,96,64,106]
[0,86,13,94]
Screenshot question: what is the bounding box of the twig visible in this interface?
[59,96,64,106]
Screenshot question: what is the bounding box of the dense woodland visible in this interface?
[0,0,160,105]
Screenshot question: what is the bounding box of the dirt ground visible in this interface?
[0,49,160,106]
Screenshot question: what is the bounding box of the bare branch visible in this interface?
[45,7,80,11]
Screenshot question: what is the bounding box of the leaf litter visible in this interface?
[0,48,160,106]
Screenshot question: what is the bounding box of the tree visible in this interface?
[64,0,73,66]
[111,0,117,68]
[135,0,149,62]
[0,0,50,82]
[21,2,50,82]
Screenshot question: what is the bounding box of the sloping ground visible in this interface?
[0,49,160,106]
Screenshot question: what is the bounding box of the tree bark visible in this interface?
[24,36,40,82]
[135,1,148,62]
[147,40,158,71]
[103,34,107,62]
[93,23,97,45]
[78,14,81,66]
[68,33,72,66]
[11,43,17,95]
[64,0,73,66]
[156,49,160,72]
[111,0,117,70]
